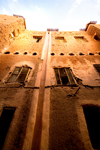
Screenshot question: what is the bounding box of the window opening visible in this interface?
[83,106,100,149]
[74,36,88,43]
[55,36,65,43]
[7,66,32,83]
[55,37,64,40]
[94,33,100,41]
[54,67,77,86]
[93,64,100,74]
[59,68,69,84]
[0,107,16,150]
[33,36,42,43]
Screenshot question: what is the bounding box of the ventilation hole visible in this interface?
[89,52,94,55]
[14,52,19,55]
[33,52,37,55]
[4,51,10,54]
[69,53,74,56]
[51,53,55,56]
[24,52,27,55]
[98,52,100,55]
[60,53,64,56]
[79,52,85,56]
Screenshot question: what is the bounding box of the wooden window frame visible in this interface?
[6,65,32,83]
[33,36,42,43]
[54,67,77,86]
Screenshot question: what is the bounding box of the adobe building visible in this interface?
[0,14,100,150]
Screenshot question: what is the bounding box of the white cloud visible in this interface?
[8,0,18,10]
[76,0,83,5]
[13,0,17,2]
[8,3,14,10]
[2,8,11,15]
[67,0,83,16]
[35,6,41,11]
[97,0,100,8]
[17,7,50,31]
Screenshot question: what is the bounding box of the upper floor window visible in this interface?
[7,65,32,83]
[54,67,77,86]
[33,36,42,43]
[94,33,100,41]
[55,36,66,43]
[74,36,88,43]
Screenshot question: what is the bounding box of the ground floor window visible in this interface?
[83,106,100,149]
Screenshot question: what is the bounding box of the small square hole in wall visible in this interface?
[33,36,42,43]
[74,36,88,43]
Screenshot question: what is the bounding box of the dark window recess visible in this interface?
[7,66,32,83]
[74,36,88,43]
[94,34,100,40]
[55,37,64,40]
[33,36,42,43]
[83,106,100,149]
[0,107,16,150]
[55,36,66,43]
[54,67,77,86]
[93,64,100,74]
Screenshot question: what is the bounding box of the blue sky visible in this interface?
[0,0,100,31]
